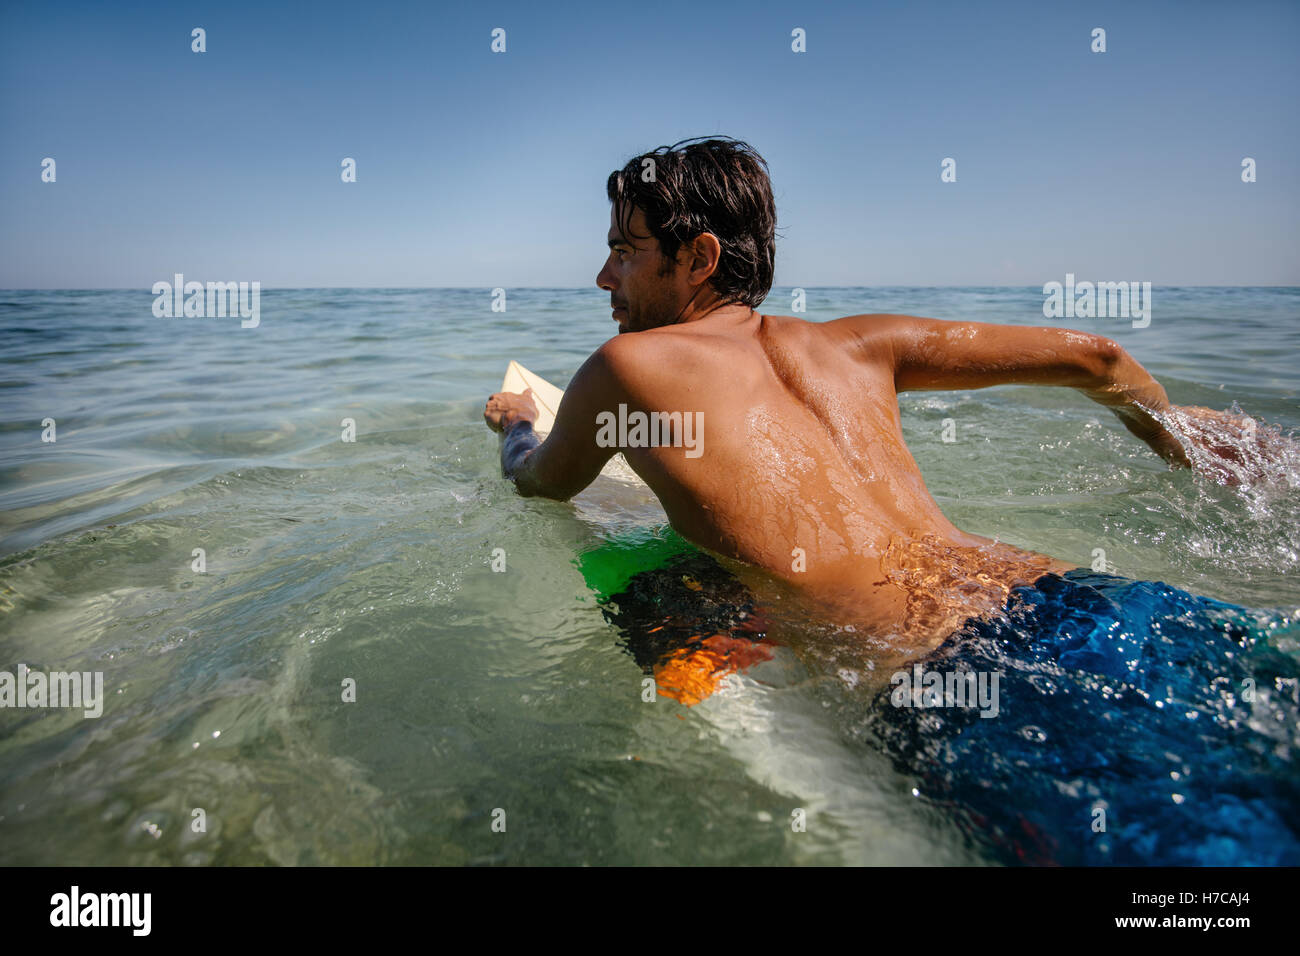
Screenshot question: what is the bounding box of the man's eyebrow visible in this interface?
[608,236,632,249]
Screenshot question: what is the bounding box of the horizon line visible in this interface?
[3,284,1298,293]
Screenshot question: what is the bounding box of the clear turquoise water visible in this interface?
[0,287,1297,865]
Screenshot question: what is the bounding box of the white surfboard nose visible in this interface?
[499,360,645,486]
[501,360,565,437]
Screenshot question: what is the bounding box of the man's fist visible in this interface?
[484,388,539,433]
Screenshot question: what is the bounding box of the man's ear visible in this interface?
[686,232,722,285]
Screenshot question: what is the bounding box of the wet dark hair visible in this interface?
[606,136,777,308]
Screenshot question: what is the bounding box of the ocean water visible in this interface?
[0,286,1297,865]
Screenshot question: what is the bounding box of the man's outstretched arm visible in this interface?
[842,314,1193,466]
[483,343,624,499]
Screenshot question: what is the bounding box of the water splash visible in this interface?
[1151,402,1300,491]
[1138,404,1300,588]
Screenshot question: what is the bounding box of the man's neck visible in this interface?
[677,298,756,327]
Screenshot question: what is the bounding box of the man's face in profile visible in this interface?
[596,204,690,334]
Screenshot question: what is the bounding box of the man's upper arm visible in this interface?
[841,313,1117,393]
[510,342,624,500]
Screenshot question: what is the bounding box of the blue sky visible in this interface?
[1,0,1296,288]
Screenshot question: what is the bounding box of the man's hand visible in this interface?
[1151,404,1295,485]
[1078,350,1283,482]
[483,388,539,433]
[1105,399,1294,485]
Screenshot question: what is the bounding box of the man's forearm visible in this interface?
[501,420,542,491]
[1080,341,1190,466]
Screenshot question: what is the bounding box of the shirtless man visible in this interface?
[483,138,1253,659]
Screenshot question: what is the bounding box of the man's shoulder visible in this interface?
[589,331,650,374]
[566,335,670,409]
[591,323,754,399]
[595,325,705,363]
[591,331,689,396]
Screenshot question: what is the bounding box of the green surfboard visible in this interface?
[575,525,697,600]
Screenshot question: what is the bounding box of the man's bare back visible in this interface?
[596,309,1077,645]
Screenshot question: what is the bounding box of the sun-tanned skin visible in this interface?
[485,205,1249,658]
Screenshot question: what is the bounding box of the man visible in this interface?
[484,137,1257,658]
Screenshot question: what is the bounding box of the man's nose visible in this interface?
[596,259,616,292]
